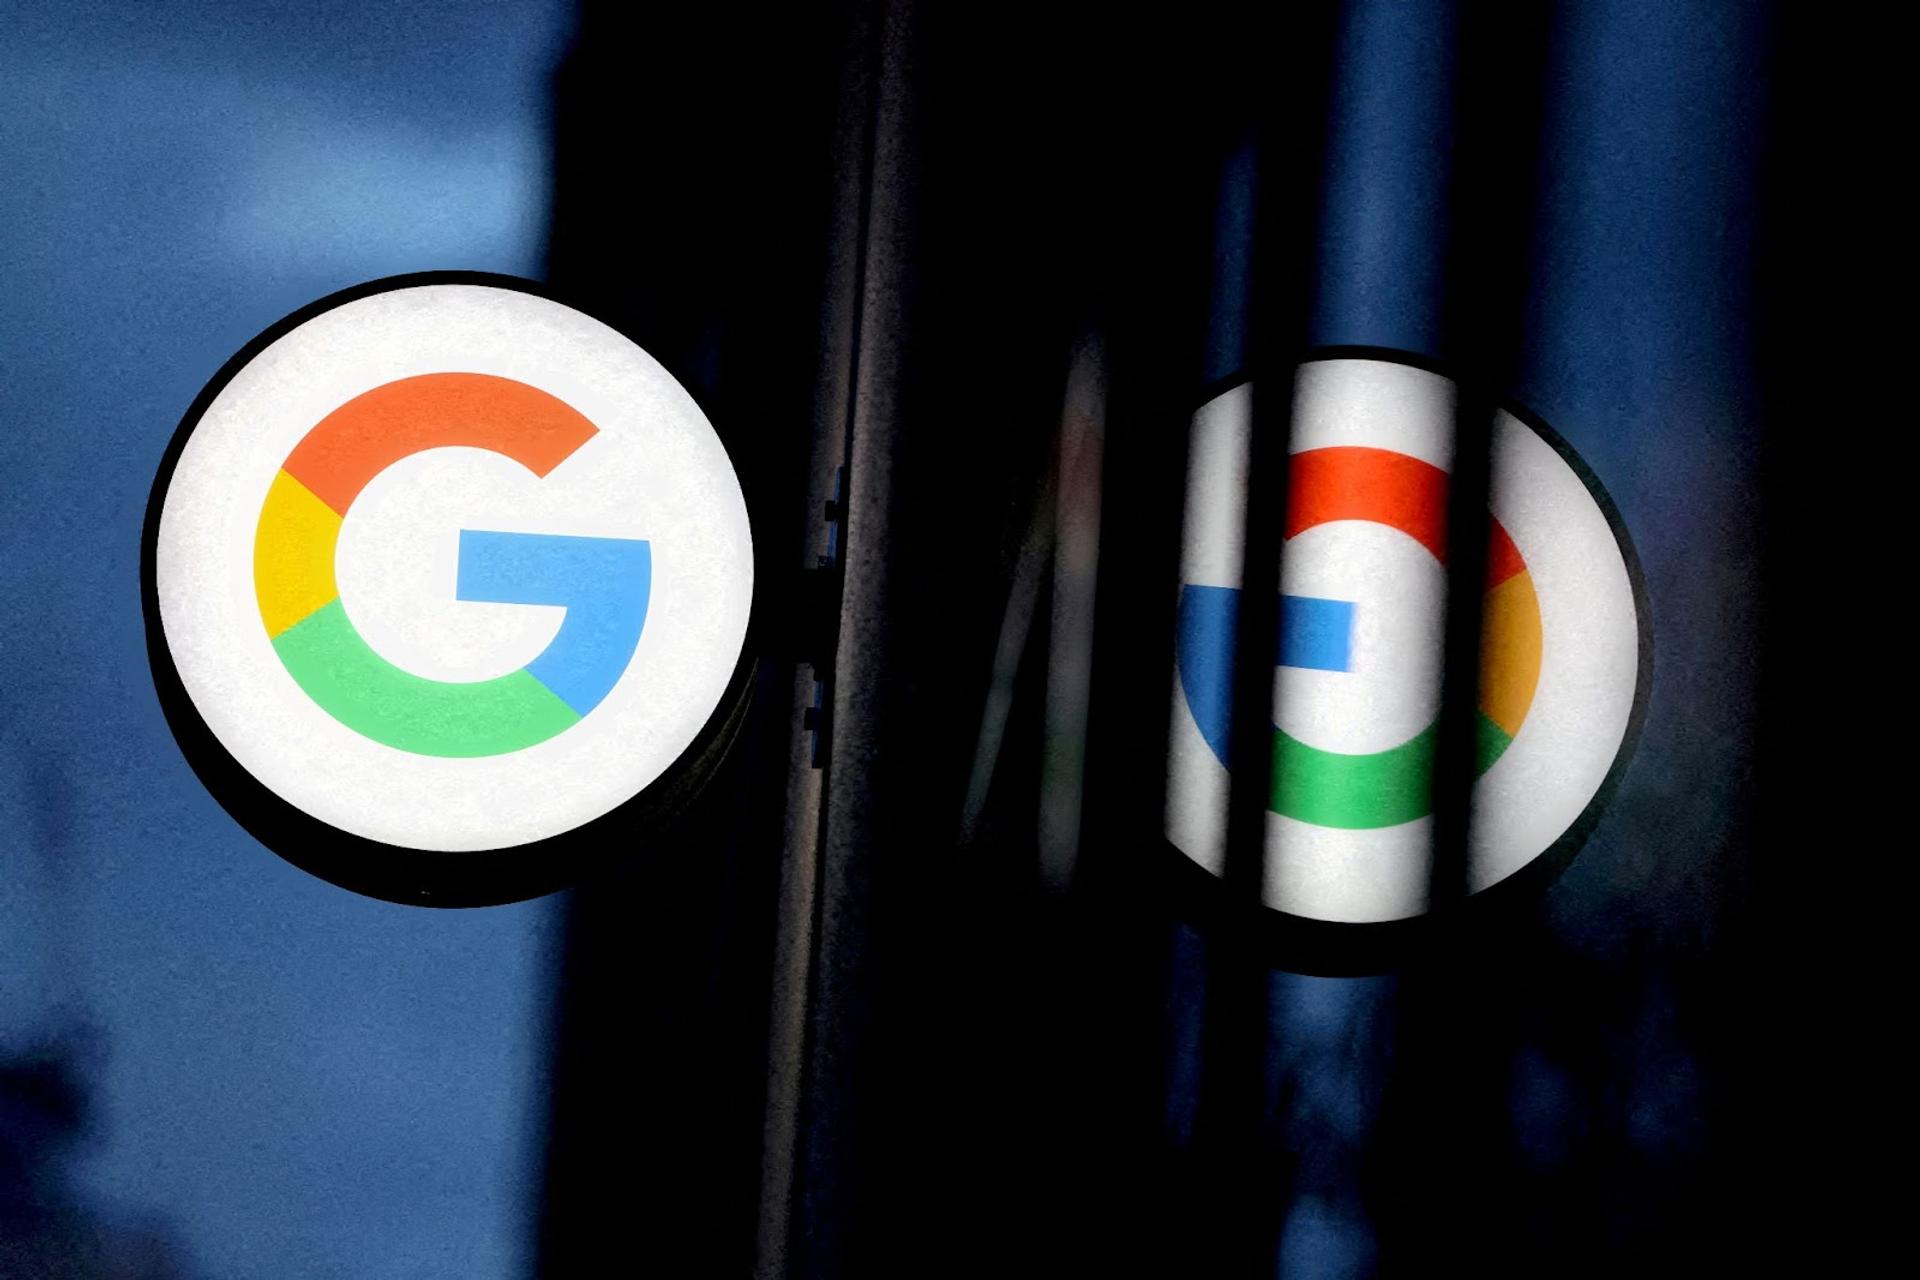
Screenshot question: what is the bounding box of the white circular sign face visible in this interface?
[147,276,754,902]
[1166,355,1646,939]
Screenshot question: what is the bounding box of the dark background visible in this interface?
[2,2,1877,1277]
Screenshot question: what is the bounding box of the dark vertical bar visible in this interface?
[1191,5,1342,1275]
[1426,2,1555,917]
[1057,5,1245,1271]
[787,3,916,1275]
[754,3,885,1274]
[1376,2,1558,1272]
[1713,5,1873,1270]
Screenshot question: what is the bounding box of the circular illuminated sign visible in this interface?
[1166,351,1648,967]
[144,274,755,904]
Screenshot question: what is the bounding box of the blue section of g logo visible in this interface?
[1176,587,1357,765]
[455,530,653,718]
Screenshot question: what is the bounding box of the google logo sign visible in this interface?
[146,276,754,904]
[256,372,651,757]
[1166,353,1648,966]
